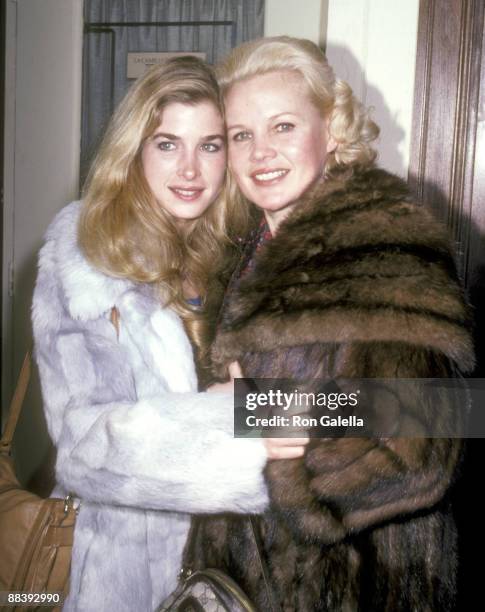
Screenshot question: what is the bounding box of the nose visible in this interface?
[250,134,276,163]
[177,150,200,180]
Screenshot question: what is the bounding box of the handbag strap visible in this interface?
[0,350,32,455]
[0,305,120,457]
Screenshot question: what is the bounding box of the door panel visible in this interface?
[408,1,485,607]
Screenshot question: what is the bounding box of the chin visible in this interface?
[257,199,293,212]
[248,189,296,210]
[179,213,205,222]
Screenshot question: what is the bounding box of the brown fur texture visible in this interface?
[191,166,474,611]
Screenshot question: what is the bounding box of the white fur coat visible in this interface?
[31,202,269,611]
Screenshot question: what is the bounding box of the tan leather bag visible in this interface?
[0,352,76,611]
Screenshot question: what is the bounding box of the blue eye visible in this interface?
[276,123,295,133]
[232,131,252,142]
[201,142,222,153]
[158,141,176,151]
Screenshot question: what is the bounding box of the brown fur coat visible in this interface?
[191,166,474,611]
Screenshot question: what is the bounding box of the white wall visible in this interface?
[325,0,420,177]
[265,0,326,45]
[265,0,419,178]
[2,0,83,483]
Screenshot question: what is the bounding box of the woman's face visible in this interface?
[141,101,226,223]
[225,70,336,230]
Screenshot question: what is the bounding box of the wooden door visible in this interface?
[409,0,485,371]
[408,1,485,606]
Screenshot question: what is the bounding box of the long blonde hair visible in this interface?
[217,36,379,177]
[80,57,248,355]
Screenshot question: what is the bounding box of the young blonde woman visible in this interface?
[190,37,474,611]
[31,57,306,612]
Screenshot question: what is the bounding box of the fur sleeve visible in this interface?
[55,388,268,514]
[263,342,465,544]
[32,221,269,515]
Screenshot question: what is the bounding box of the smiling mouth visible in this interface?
[169,187,205,201]
[251,169,289,184]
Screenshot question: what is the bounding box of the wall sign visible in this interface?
[127,52,207,78]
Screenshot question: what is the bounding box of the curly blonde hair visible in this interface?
[80,57,249,356]
[217,36,379,176]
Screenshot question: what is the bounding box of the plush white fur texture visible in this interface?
[32,202,269,611]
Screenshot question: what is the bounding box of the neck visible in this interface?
[264,207,294,235]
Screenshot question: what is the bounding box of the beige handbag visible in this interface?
[158,566,257,611]
[158,516,280,612]
[0,352,76,611]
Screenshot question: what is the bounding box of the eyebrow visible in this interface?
[227,124,246,132]
[204,134,225,141]
[227,112,300,131]
[269,112,300,121]
[152,132,180,140]
[152,132,225,141]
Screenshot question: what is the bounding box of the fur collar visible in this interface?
[213,166,474,372]
[39,201,198,394]
[45,201,141,321]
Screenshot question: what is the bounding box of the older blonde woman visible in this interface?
[32,56,306,612]
[190,37,474,611]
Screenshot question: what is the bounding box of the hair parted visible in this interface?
[80,56,248,356]
[216,36,379,176]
